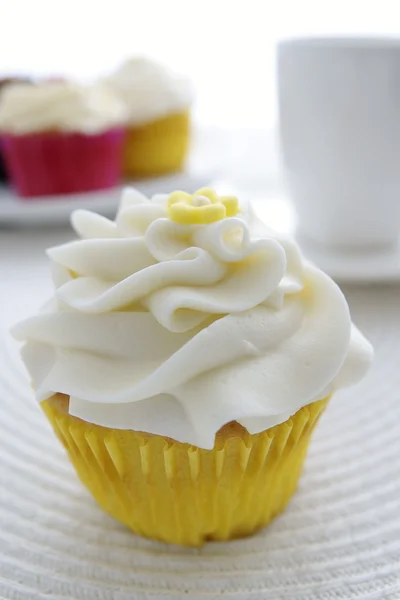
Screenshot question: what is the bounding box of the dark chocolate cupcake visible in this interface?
[0,77,31,182]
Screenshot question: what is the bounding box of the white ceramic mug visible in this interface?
[277,37,400,249]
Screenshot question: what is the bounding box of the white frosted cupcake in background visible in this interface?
[0,81,127,198]
[104,57,193,177]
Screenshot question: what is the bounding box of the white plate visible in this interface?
[252,195,400,284]
[0,171,212,227]
[298,235,400,283]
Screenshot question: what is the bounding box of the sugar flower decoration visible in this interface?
[167,188,239,225]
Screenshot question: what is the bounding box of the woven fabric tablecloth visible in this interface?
[1,227,400,600]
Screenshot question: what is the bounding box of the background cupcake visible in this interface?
[0,81,127,198]
[104,57,193,178]
[0,76,31,182]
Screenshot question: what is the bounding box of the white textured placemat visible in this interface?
[1,228,400,599]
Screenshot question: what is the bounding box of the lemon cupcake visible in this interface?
[0,81,127,197]
[104,57,193,177]
[13,188,373,546]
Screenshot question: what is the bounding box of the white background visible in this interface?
[1,0,400,127]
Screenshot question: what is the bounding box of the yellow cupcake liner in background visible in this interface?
[123,111,190,178]
[42,395,329,547]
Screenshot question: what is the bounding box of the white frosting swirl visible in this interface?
[13,188,373,449]
[0,81,127,134]
[103,57,193,125]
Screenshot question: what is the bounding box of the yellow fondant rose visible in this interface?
[167,188,239,225]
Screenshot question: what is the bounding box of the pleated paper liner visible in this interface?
[42,394,329,547]
[1,129,125,198]
[123,111,190,177]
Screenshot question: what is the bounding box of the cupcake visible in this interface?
[0,81,127,198]
[0,77,31,182]
[13,188,373,546]
[104,57,193,178]
[0,137,7,182]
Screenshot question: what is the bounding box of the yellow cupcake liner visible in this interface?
[42,395,329,547]
[123,111,190,178]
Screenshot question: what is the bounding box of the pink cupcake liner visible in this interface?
[0,137,8,182]
[1,128,125,199]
